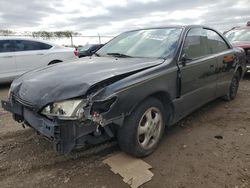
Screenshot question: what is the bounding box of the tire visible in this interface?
[223,71,240,101]
[117,97,166,157]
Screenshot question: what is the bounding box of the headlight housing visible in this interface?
[41,99,87,120]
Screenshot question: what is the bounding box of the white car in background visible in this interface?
[0,38,78,83]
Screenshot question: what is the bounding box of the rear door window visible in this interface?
[0,40,15,53]
[206,29,230,53]
[15,40,52,51]
[183,28,211,60]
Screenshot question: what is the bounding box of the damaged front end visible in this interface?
[1,56,164,154]
[1,92,118,154]
[1,73,126,154]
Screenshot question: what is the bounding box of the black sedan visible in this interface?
[77,44,104,58]
[1,25,246,157]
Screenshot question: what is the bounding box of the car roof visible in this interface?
[225,22,250,32]
[233,26,250,30]
[0,37,59,47]
[124,25,219,33]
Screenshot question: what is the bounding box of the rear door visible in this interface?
[0,40,16,82]
[14,40,52,75]
[205,29,235,97]
[177,28,218,116]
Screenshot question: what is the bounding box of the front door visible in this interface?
[176,28,218,118]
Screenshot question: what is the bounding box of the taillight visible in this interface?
[74,50,79,57]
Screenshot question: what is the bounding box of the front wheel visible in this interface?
[223,71,240,101]
[117,97,166,157]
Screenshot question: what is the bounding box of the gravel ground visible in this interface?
[0,75,250,188]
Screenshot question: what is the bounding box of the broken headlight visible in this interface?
[91,97,117,114]
[41,99,87,120]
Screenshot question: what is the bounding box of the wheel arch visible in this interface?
[236,66,243,78]
[48,60,63,65]
[129,91,175,126]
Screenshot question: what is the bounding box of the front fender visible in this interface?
[92,64,178,126]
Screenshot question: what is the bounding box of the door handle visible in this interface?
[210,64,214,68]
[3,55,13,58]
[36,53,44,55]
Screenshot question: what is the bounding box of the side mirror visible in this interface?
[180,53,192,66]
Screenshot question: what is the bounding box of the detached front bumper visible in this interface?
[1,100,98,154]
[2,100,57,138]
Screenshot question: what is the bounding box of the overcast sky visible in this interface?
[0,0,250,36]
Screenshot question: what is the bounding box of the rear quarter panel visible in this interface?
[46,48,78,63]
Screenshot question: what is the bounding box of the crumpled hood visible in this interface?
[11,56,164,108]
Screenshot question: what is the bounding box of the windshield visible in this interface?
[97,28,183,58]
[225,29,250,42]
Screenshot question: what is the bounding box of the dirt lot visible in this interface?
[0,76,250,188]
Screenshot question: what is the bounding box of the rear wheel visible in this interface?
[223,71,240,101]
[117,97,166,157]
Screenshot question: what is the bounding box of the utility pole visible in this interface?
[98,33,101,44]
[70,34,74,47]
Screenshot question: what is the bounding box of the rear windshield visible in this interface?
[225,29,250,42]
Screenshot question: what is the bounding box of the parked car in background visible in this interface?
[2,25,246,157]
[77,44,104,58]
[224,21,250,72]
[0,38,78,83]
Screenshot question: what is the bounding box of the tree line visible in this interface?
[0,30,81,46]
[0,29,80,38]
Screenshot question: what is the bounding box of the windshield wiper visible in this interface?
[107,52,132,58]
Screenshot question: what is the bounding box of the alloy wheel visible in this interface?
[137,107,163,150]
